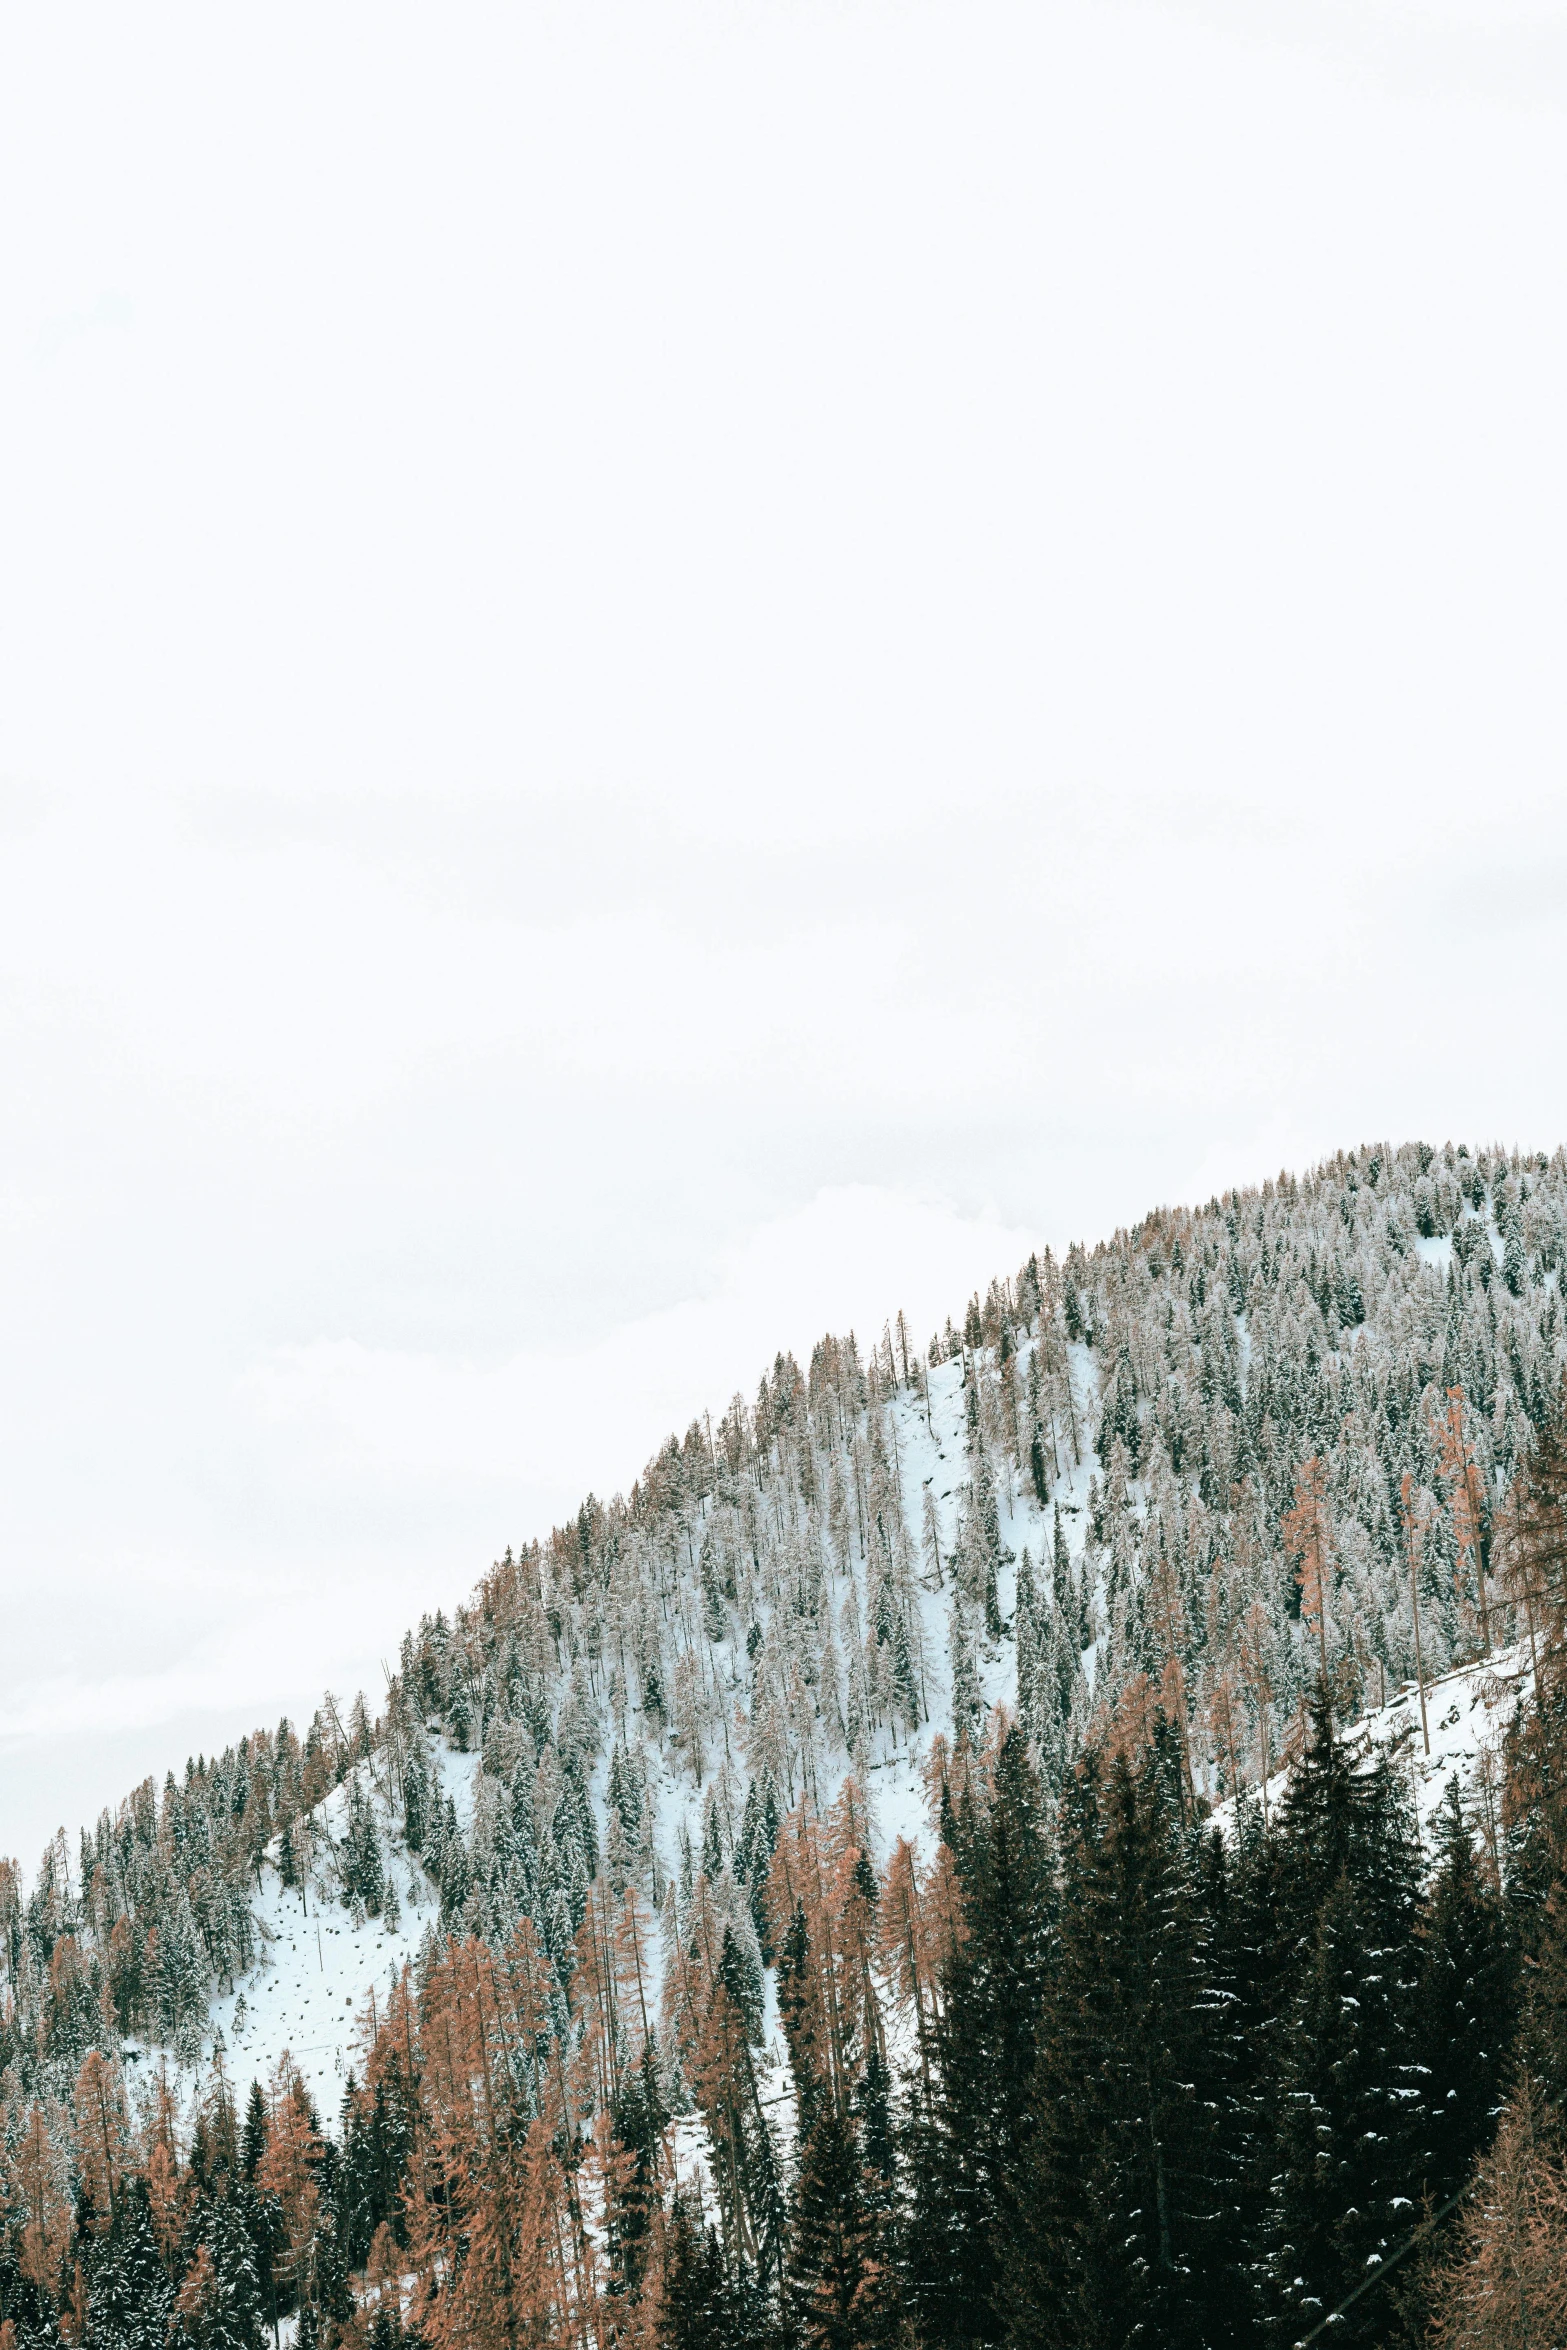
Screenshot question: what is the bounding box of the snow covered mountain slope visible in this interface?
[4,1137,1564,2131]
[1217,1640,1534,1859]
[195,1636,1535,2125]
[193,1749,480,2114]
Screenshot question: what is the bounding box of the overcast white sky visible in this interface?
[3,0,1566,1867]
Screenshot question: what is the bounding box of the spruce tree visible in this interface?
[1002,1746,1225,2350]
[1201,1794,1287,2336]
[777,1899,826,2145]
[87,2178,174,2350]
[658,2194,767,2350]
[204,2198,267,2350]
[1416,1781,1517,2202]
[239,2083,267,2185]
[338,2077,414,2271]
[343,1778,385,1915]
[1262,1690,1426,2345]
[789,2108,898,2350]
[906,1727,1053,2350]
[607,2039,669,2302]
[1503,1666,1567,2103]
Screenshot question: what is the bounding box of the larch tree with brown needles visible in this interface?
[1283,1456,1334,1695]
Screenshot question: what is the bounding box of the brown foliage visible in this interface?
[255,2059,325,2306]
[1500,1395,1567,1686]
[1434,1388,1493,1654]
[402,1926,601,2350]
[1283,1455,1333,1684]
[1431,2078,1567,2348]
[71,2049,129,2234]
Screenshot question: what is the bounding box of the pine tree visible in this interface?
[605,2039,670,2303]
[1263,1689,1427,2346]
[657,2193,769,2349]
[906,1727,1053,2350]
[789,2108,898,2350]
[1417,1782,1517,2203]
[1002,1745,1229,2350]
[86,2178,173,2350]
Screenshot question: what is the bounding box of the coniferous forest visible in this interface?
[5,1140,1567,2347]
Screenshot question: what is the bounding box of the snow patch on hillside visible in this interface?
[174,1747,483,2107]
[1215,1641,1532,1856]
[146,1323,1530,2123]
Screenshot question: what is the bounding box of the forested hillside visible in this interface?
[6,1138,1567,2347]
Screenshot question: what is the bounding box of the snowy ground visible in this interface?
[832,1347,1101,1867]
[1214,1640,1533,1858]
[175,1746,483,2109]
[638,1348,1082,1890]
[150,1326,1529,2138]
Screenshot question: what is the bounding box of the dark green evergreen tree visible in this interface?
[1416,1781,1517,2201]
[1262,1688,1427,2346]
[854,2039,897,2203]
[1002,1745,1228,2350]
[337,2076,414,2271]
[1199,1793,1285,2338]
[87,2177,174,2350]
[607,2038,670,2302]
[1503,1667,1567,2104]
[777,1900,826,2145]
[342,1779,385,1915]
[239,2083,267,2185]
[195,2197,267,2350]
[906,1727,1053,2350]
[658,2194,768,2350]
[788,2107,898,2350]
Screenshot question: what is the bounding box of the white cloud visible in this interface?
[244,1185,1042,1495]
[2,0,1566,1860]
